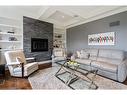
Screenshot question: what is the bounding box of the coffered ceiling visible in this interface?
[38,6,127,28]
[0,6,127,29]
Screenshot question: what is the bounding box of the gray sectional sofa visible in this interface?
[73,48,127,82]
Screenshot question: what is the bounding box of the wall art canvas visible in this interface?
[88,32,115,45]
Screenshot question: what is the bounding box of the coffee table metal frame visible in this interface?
[55,60,98,90]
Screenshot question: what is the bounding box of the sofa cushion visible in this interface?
[75,58,91,66]
[83,48,98,61]
[80,50,90,59]
[91,61,118,73]
[97,57,122,65]
[24,62,38,71]
[98,49,124,61]
[5,50,27,64]
[13,62,38,72]
[85,48,98,57]
[89,56,97,61]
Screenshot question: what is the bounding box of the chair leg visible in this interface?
[21,63,24,78]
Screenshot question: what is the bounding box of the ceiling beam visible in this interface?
[36,6,50,19]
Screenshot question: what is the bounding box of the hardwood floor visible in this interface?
[0,63,52,89]
[0,71,32,89]
[123,78,127,85]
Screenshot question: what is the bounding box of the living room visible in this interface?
[1,4,127,92]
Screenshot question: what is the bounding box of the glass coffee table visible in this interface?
[55,60,98,90]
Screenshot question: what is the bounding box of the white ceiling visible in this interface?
[0,6,127,29]
[48,11,73,23]
[0,6,43,20]
[39,6,127,28]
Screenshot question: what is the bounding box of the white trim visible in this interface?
[36,6,50,19]
[54,24,66,29]
[38,60,52,64]
[66,6,127,28]
[0,24,20,29]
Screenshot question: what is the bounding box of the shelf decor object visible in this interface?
[7,31,14,34]
[53,33,64,48]
[88,32,115,45]
[9,37,18,41]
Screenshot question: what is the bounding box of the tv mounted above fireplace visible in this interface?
[31,38,48,52]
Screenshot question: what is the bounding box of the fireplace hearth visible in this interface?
[31,38,48,52]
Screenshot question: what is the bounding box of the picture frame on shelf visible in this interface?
[7,31,14,34]
[8,37,18,41]
[54,33,62,39]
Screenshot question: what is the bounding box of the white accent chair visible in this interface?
[52,49,66,63]
[4,50,38,77]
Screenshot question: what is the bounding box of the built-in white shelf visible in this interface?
[0,32,22,36]
[0,40,21,43]
[0,49,12,51]
[0,48,22,52]
[0,24,20,29]
[53,32,65,49]
[0,17,23,65]
[0,17,22,51]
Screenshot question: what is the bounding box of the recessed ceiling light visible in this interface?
[74,15,78,17]
[62,15,65,18]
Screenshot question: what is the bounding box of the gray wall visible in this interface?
[23,16,53,62]
[67,11,127,56]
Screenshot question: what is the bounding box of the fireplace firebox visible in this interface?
[31,38,48,52]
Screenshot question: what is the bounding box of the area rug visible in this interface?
[28,65,127,89]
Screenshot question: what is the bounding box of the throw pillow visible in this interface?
[15,57,23,68]
[16,57,23,63]
[71,53,77,60]
[76,51,81,58]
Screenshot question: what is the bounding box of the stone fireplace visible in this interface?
[23,16,53,62]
